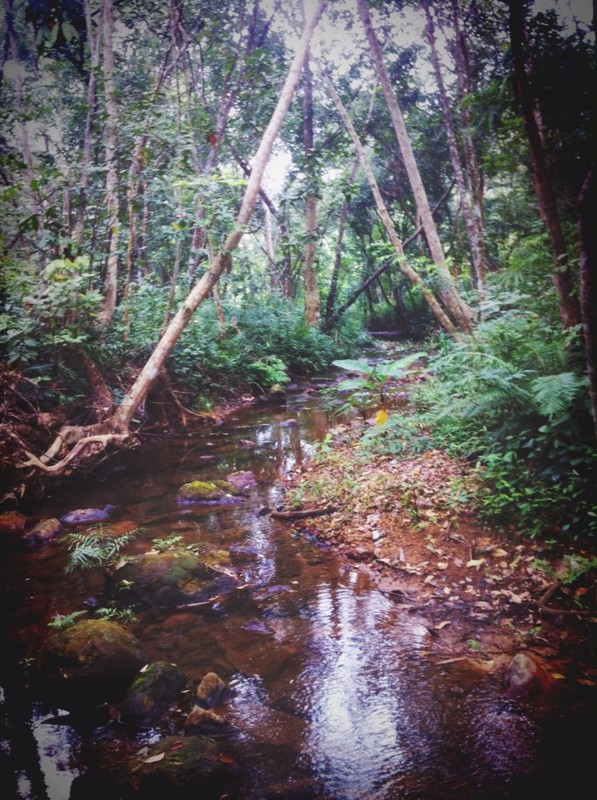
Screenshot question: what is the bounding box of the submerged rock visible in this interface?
[0,510,28,535]
[120,661,186,728]
[111,734,239,798]
[60,505,115,525]
[184,706,235,735]
[176,480,245,505]
[22,517,62,546]
[41,619,148,688]
[106,548,238,610]
[226,471,257,491]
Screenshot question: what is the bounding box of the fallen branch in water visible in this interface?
[270,506,338,521]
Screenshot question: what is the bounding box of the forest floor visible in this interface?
[279,416,597,691]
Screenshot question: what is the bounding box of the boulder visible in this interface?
[505,652,554,697]
[60,505,115,525]
[196,672,228,708]
[176,480,245,505]
[41,619,148,688]
[22,517,62,546]
[120,661,186,727]
[105,548,238,610]
[111,734,239,799]
[226,471,257,491]
[0,510,28,535]
[184,706,234,735]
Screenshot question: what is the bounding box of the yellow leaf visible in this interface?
[466,558,485,569]
[436,620,451,630]
[374,408,389,425]
[551,673,566,680]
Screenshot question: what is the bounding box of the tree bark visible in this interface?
[320,68,460,338]
[302,53,320,327]
[578,166,597,440]
[356,0,475,333]
[422,0,487,291]
[508,0,581,329]
[99,0,120,328]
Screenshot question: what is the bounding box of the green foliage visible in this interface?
[93,604,138,623]
[0,255,103,397]
[246,355,290,393]
[349,288,595,541]
[332,352,426,407]
[152,534,183,552]
[63,527,143,574]
[48,610,87,629]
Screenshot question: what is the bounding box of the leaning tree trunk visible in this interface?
[508,0,581,330]
[320,68,460,338]
[21,0,328,477]
[356,0,475,333]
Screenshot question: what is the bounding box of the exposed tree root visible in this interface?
[19,432,132,476]
[536,582,596,617]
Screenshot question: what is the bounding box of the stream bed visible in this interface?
[0,379,594,799]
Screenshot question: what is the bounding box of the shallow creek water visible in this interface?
[0,380,593,799]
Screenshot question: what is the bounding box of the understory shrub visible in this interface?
[361,291,596,541]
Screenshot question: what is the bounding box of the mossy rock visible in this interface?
[176,480,245,505]
[121,661,187,727]
[106,548,238,610]
[41,619,148,688]
[112,734,240,798]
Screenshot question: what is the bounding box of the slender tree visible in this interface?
[356,0,475,332]
[320,68,459,337]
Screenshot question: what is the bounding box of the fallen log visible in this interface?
[270,506,337,521]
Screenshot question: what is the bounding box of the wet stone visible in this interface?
[120,661,187,728]
[196,671,228,708]
[22,517,62,546]
[111,734,240,799]
[0,510,28,534]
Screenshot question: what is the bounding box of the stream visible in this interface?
[0,377,594,799]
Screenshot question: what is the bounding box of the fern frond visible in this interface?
[530,372,586,417]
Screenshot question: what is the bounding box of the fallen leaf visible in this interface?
[436,620,451,630]
[375,409,389,426]
[218,753,235,764]
[551,673,566,680]
[142,753,165,764]
[466,558,485,569]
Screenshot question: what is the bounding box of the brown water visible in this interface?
[0,380,594,799]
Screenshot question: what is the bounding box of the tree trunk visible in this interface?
[508,0,581,329]
[578,166,597,440]
[356,0,475,333]
[320,68,460,338]
[302,53,320,327]
[423,0,487,291]
[74,0,101,247]
[99,0,120,328]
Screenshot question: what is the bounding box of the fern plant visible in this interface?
[63,527,143,574]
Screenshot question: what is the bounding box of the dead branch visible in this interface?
[536,581,596,617]
[270,506,338,521]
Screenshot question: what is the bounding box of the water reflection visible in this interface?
[1,382,593,800]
